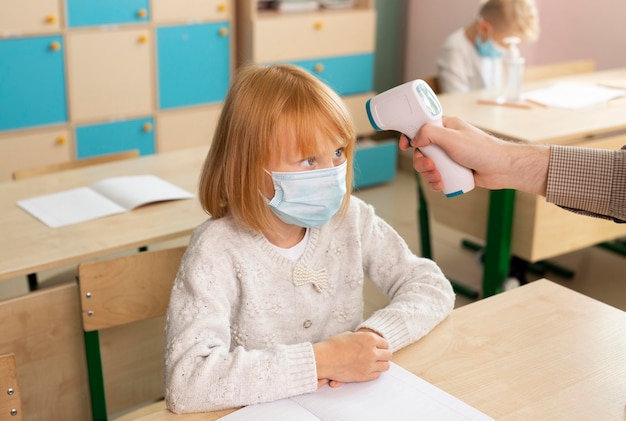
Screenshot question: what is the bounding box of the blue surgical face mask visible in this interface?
[475,36,505,58]
[265,161,347,228]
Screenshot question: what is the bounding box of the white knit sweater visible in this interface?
[164,196,455,413]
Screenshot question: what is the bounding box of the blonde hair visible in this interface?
[199,64,356,235]
[480,0,540,41]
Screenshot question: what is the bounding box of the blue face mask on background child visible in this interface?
[266,161,347,228]
[475,36,505,58]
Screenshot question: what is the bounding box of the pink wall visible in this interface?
[403,0,626,81]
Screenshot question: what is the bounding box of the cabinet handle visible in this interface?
[46,15,56,24]
[137,8,148,18]
[314,63,324,73]
[219,27,229,37]
[56,136,67,145]
[217,3,227,12]
[49,41,61,51]
[138,34,148,43]
[143,122,153,133]
[314,21,323,30]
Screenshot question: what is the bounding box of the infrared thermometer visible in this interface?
[366,80,474,197]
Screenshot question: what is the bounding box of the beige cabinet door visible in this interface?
[254,9,376,62]
[0,0,61,34]
[66,29,154,123]
[0,128,72,181]
[156,105,222,152]
[152,0,231,24]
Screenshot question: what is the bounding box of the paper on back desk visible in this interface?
[523,82,626,109]
[221,362,493,421]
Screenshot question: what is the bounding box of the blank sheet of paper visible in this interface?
[221,362,493,421]
[523,82,626,109]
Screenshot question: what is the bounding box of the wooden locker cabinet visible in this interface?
[1,0,233,180]
[66,28,154,123]
[236,0,376,136]
[0,129,72,181]
[0,0,62,35]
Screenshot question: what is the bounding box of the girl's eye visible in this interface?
[301,157,316,168]
[334,148,344,159]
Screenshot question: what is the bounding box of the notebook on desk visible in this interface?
[17,174,194,228]
[221,362,493,421]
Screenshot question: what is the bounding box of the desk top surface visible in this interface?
[438,67,626,144]
[0,146,210,281]
[121,280,626,420]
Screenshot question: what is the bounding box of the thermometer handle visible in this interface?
[411,120,474,197]
[418,144,474,197]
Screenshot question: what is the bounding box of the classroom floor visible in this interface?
[2,167,625,314]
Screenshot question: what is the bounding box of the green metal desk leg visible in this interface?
[482,189,516,297]
[417,175,432,259]
[416,173,479,299]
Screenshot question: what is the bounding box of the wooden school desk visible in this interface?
[424,67,626,296]
[116,280,626,420]
[0,146,210,283]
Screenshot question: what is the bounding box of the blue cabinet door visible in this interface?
[75,118,155,159]
[66,0,150,28]
[157,22,231,109]
[286,53,374,96]
[0,35,67,132]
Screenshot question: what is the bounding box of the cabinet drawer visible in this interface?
[0,35,67,132]
[288,53,373,95]
[66,0,150,28]
[66,29,153,123]
[75,118,155,159]
[152,0,231,24]
[156,22,231,109]
[0,128,71,181]
[0,0,61,34]
[254,9,375,62]
[157,105,221,152]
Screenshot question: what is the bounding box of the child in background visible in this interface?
[164,64,455,413]
[437,0,539,93]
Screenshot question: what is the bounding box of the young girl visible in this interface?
[164,64,455,414]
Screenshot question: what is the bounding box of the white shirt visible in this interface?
[437,28,501,93]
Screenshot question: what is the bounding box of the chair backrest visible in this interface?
[0,353,23,421]
[523,59,596,83]
[77,246,186,421]
[12,150,140,181]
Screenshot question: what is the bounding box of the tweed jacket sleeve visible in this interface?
[546,145,626,223]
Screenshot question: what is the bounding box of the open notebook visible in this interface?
[17,175,194,228]
[221,362,493,421]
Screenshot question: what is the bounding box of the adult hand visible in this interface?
[313,330,391,386]
[400,116,549,196]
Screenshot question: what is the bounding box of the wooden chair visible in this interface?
[11,149,140,181]
[0,353,23,421]
[12,150,141,292]
[77,246,185,421]
[523,59,595,83]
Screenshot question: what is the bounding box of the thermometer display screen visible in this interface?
[416,83,442,117]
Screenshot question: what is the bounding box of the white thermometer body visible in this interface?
[366,79,474,197]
